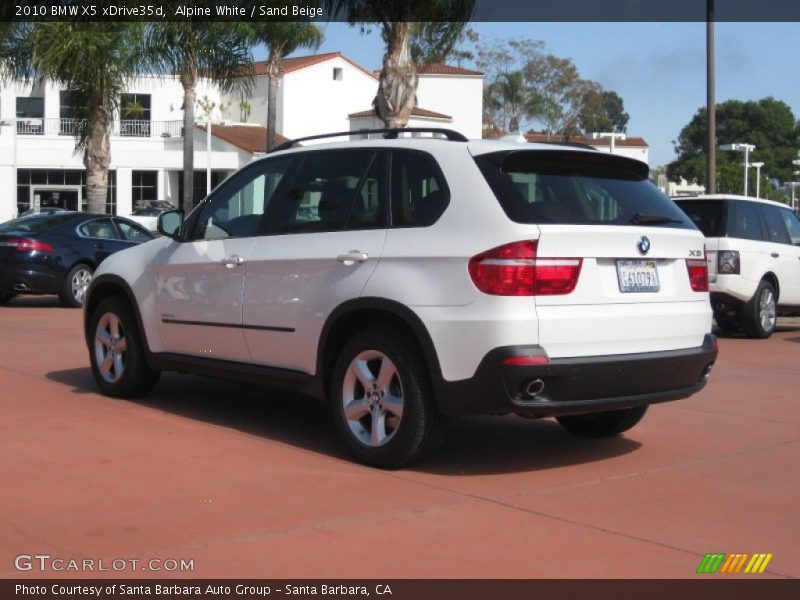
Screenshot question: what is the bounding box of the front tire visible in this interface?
[742,280,777,339]
[60,263,93,308]
[89,296,160,398]
[330,328,447,468]
[556,406,648,438]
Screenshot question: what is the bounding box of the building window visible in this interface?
[333,67,343,81]
[59,91,81,136]
[177,170,228,207]
[120,93,152,137]
[16,169,117,215]
[16,97,44,135]
[132,171,158,209]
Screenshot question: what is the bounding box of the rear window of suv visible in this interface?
[674,199,725,237]
[475,150,695,230]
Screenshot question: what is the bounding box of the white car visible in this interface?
[83,129,717,467]
[126,200,176,232]
[674,195,800,338]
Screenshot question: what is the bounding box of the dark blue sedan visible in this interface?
[0,212,154,307]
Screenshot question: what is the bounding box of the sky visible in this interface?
[257,21,800,169]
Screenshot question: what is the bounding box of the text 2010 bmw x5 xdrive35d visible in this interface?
[84,129,717,468]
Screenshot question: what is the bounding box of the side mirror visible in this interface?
[157,209,184,239]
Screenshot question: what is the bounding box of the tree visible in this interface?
[248,22,323,152]
[484,71,533,132]
[325,1,475,128]
[22,23,146,213]
[668,97,800,198]
[579,89,629,135]
[523,53,597,137]
[146,21,253,213]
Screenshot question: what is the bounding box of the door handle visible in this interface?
[337,251,369,265]
[771,252,780,258]
[221,255,245,268]
[94,243,104,250]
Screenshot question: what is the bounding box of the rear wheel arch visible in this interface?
[761,271,779,302]
[317,299,442,401]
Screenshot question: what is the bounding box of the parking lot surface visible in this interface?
[0,296,798,579]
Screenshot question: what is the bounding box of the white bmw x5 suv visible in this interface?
[84,128,717,467]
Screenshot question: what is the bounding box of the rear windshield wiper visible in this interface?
[629,213,684,225]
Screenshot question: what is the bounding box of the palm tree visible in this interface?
[22,23,146,213]
[324,1,475,128]
[248,23,323,152]
[146,23,254,214]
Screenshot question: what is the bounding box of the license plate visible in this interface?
[616,259,660,293]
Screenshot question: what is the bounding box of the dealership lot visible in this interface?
[0,296,797,579]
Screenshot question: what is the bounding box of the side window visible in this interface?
[780,209,800,245]
[79,218,118,240]
[759,205,791,245]
[391,151,449,227]
[115,220,152,243]
[728,201,764,241]
[279,150,385,233]
[192,158,293,240]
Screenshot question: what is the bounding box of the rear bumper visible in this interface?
[435,334,718,417]
[0,264,59,295]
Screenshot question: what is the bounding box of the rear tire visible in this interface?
[330,327,447,468]
[89,296,160,398]
[556,406,648,438]
[714,315,740,334]
[0,292,14,305]
[742,280,777,339]
[60,263,93,308]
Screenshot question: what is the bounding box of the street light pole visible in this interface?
[593,132,627,155]
[719,143,756,196]
[751,162,764,198]
[707,0,716,194]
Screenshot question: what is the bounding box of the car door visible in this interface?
[242,149,388,373]
[77,217,130,263]
[154,157,295,362]
[113,218,154,246]
[758,204,800,305]
[775,207,800,305]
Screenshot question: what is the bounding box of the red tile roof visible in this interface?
[418,63,483,76]
[348,107,452,120]
[198,124,289,154]
[524,133,649,147]
[251,51,378,80]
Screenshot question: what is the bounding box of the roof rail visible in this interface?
[270,127,469,153]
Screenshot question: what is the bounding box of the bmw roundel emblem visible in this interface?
[637,236,651,255]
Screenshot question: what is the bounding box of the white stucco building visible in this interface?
[0,52,484,222]
[523,133,650,165]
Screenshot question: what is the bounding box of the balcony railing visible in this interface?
[15,118,183,138]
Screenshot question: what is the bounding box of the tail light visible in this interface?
[686,245,709,292]
[468,240,582,296]
[0,238,54,253]
[718,250,740,274]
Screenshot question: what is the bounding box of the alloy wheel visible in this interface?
[71,267,92,305]
[341,350,405,447]
[94,312,127,383]
[759,287,777,332]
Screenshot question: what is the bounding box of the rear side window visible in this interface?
[475,150,694,229]
[674,200,725,237]
[727,201,764,241]
[79,218,119,239]
[115,220,153,242]
[391,150,449,227]
[758,205,791,244]
[279,150,386,233]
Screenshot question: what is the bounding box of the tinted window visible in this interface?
[727,201,764,241]
[279,150,386,233]
[0,213,75,233]
[759,205,791,244]
[674,200,725,237]
[79,218,119,239]
[391,150,449,227]
[476,151,694,229]
[779,209,800,245]
[115,220,153,243]
[193,158,293,240]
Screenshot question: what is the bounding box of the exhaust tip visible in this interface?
[521,378,545,399]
